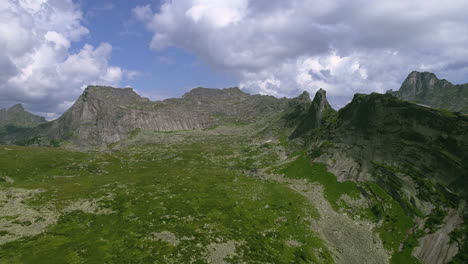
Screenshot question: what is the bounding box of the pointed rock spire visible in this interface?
[289,88,335,138]
[312,88,331,114]
[307,88,332,129]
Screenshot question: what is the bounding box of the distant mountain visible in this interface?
[387,71,468,113]
[0,104,46,134]
[1,86,289,146]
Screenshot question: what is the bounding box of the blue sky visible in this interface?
[76,0,237,100]
[1,0,468,118]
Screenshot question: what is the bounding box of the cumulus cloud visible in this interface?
[0,0,130,119]
[134,0,468,107]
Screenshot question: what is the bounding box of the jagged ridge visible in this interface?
[3,86,290,146]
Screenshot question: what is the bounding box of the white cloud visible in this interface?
[185,0,248,27]
[45,31,71,49]
[0,0,129,116]
[135,0,468,107]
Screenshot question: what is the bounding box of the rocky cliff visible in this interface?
[0,104,46,134]
[387,71,468,113]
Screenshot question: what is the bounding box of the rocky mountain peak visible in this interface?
[289,89,336,138]
[312,88,331,113]
[8,104,25,112]
[387,71,468,113]
[398,71,442,97]
[0,104,46,131]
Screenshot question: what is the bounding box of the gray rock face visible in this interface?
[40,86,211,145]
[8,86,289,146]
[0,104,46,133]
[387,71,468,113]
[413,208,463,264]
[309,88,332,129]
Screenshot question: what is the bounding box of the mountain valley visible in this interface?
[0,71,467,264]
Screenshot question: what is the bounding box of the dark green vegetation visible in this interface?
[278,154,360,210]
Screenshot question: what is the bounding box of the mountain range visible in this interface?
[1,71,466,148]
[0,71,467,264]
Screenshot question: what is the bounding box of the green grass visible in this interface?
[0,137,332,263]
[1,128,458,264]
[274,153,422,263]
[389,225,424,264]
[278,153,361,210]
[365,183,417,263]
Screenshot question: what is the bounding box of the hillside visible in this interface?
[289,90,468,264]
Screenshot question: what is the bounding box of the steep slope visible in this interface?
[291,91,468,263]
[0,104,46,134]
[387,71,468,113]
[325,93,467,193]
[2,86,289,146]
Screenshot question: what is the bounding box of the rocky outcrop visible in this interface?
[0,104,46,134]
[387,71,468,113]
[307,88,332,129]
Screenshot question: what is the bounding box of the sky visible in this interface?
[1,0,468,119]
